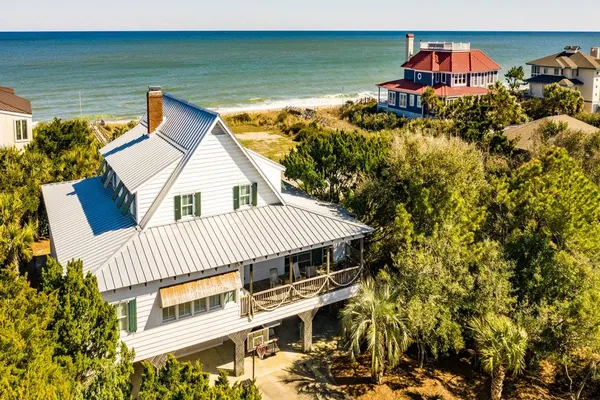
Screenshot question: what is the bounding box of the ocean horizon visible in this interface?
[3,30,600,121]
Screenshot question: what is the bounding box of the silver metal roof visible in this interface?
[41,178,137,275]
[95,201,372,292]
[100,124,183,192]
[140,93,219,151]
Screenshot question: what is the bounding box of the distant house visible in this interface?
[42,87,372,377]
[376,33,501,118]
[0,87,32,150]
[526,46,600,112]
[504,114,598,152]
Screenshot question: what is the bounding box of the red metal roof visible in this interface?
[401,49,501,73]
[376,79,491,97]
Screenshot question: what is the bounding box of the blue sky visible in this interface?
[2,0,599,31]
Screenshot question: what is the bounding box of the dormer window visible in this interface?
[233,183,257,210]
[174,193,201,221]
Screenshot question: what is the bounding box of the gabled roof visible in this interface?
[527,51,600,70]
[377,79,490,97]
[0,87,32,115]
[100,124,183,192]
[402,49,501,73]
[41,178,138,274]
[504,115,599,152]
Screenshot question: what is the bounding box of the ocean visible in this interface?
[2,31,600,121]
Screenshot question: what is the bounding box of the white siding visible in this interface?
[0,111,32,150]
[136,161,178,223]
[249,152,283,193]
[146,124,280,227]
[102,255,358,362]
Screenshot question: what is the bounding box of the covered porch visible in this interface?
[240,239,364,318]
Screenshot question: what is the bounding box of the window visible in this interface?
[409,94,414,107]
[434,72,440,83]
[162,305,176,322]
[453,74,466,86]
[115,302,129,331]
[441,74,447,84]
[224,291,235,305]
[209,294,222,310]
[417,72,423,81]
[543,67,548,74]
[416,96,422,108]
[388,91,396,106]
[181,194,194,217]
[239,184,251,206]
[554,68,560,75]
[178,302,192,318]
[399,93,407,108]
[14,120,28,141]
[111,173,118,189]
[194,298,207,314]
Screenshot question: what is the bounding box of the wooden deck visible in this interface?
[240,266,361,317]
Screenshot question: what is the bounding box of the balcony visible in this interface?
[239,265,361,317]
[420,41,471,52]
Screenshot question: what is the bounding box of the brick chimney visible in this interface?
[146,86,163,134]
[591,47,600,59]
[406,33,414,61]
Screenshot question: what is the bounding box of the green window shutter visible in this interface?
[128,299,137,333]
[103,169,114,188]
[122,193,135,216]
[112,181,124,201]
[233,186,240,210]
[194,192,202,217]
[101,166,110,183]
[251,182,258,206]
[174,195,181,221]
[312,248,323,266]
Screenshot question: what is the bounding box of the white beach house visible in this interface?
[42,87,372,376]
[0,86,32,150]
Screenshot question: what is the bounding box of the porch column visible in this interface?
[228,329,251,377]
[249,264,253,295]
[298,308,319,353]
[360,237,364,268]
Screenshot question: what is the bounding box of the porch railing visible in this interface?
[240,266,361,318]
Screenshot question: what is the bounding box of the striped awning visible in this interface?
[159,271,242,308]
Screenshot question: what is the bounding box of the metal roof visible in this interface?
[95,201,372,292]
[141,93,219,151]
[160,271,242,307]
[100,124,183,192]
[41,177,138,275]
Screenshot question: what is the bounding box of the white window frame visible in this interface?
[388,91,396,106]
[162,305,176,322]
[409,94,414,107]
[180,193,195,218]
[399,93,407,108]
[441,74,447,84]
[14,119,28,142]
[416,96,422,108]
[453,73,467,86]
[178,302,192,319]
[114,302,129,332]
[239,184,251,207]
[162,290,237,324]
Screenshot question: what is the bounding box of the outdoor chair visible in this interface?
[269,268,282,288]
[292,262,306,281]
[306,265,316,278]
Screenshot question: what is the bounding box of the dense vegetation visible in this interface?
[286,84,600,398]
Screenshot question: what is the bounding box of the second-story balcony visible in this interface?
[420,41,471,52]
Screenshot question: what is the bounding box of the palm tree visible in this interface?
[0,221,34,271]
[469,314,528,400]
[340,277,410,383]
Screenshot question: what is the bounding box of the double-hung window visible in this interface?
[399,93,407,108]
[409,94,414,107]
[453,74,466,86]
[181,194,194,217]
[178,302,192,318]
[115,302,129,331]
[209,294,222,310]
[194,298,207,314]
[239,184,251,206]
[416,96,422,108]
[388,91,396,106]
[14,120,28,141]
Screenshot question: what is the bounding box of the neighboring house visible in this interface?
[376,33,501,117]
[504,114,598,152]
[42,87,372,376]
[526,46,600,112]
[0,86,32,150]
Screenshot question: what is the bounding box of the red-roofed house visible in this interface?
[376,34,501,117]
